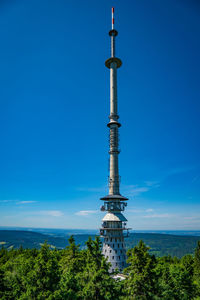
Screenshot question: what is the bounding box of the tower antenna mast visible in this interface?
[100,7,130,273]
[112,7,114,30]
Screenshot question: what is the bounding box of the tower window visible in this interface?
[113,244,114,248]
[111,238,112,242]
[110,250,112,253]
[118,244,119,248]
[116,263,118,266]
[112,256,114,259]
[115,238,117,242]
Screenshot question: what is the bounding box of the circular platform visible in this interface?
[105,57,122,69]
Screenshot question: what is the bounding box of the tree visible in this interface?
[181,254,194,277]
[0,267,5,299]
[21,243,61,299]
[156,255,196,299]
[194,241,200,280]
[55,235,84,299]
[124,240,158,299]
[194,241,200,297]
[80,236,120,300]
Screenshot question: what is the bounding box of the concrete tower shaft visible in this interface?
[110,62,118,118]
[105,28,122,196]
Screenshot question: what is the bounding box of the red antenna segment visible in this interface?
[112,7,114,29]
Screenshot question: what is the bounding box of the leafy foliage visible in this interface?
[0,237,200,299]
[124,240,158,299]
[194,241,200,294]
[80,237,120,300]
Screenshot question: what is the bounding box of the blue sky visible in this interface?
[0,0,200,230]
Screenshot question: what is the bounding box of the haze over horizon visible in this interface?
[0,0,200,230]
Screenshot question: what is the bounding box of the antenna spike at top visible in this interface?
[112,7,114,29]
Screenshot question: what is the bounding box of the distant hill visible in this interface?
[0,230,90,250]
[0,230,199,257]
[126,233,200,257]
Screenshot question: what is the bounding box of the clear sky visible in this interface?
[0,0,200,230]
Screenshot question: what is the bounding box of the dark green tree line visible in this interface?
[0,236,200,299]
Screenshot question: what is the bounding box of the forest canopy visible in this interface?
[0,236,200,299]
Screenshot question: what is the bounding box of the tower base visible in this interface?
[102,233,127,273]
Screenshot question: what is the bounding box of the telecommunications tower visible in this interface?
[100,8,130,273]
